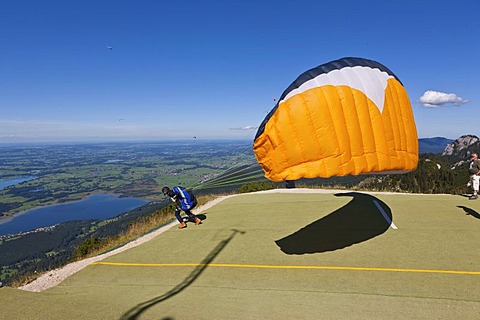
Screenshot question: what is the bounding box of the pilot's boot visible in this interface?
[194,217,202,225]
[178,222,187,229]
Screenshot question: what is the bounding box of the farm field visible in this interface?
[0,140,257,219]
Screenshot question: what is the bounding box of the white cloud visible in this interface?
[419,90,469,108]
[229,125,258,131]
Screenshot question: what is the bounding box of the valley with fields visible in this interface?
[0,140,258,219]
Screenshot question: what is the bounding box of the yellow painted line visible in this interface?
[91,262,480,275]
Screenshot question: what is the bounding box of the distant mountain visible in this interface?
[418,137,454,154]
[441,135,480,169]
[442,135,480,157]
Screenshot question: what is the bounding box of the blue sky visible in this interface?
[1,0,479,142]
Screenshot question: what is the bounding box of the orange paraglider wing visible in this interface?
[253,57,418,182]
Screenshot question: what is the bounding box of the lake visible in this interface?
[0,176,36,191]
[0,194,149,236]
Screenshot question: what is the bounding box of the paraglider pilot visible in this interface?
[468,153,480,200]
[162,186,202,228]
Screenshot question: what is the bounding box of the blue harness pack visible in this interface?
[172,186,196,210]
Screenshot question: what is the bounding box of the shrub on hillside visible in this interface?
[74,237,102,258]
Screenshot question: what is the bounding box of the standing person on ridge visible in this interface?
[468,153,480,200]
[162,186,202,228]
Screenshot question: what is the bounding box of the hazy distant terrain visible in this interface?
[0,140,256,218]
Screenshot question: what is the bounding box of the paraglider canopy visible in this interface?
[253,57,418,182]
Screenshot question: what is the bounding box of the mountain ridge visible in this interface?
[418,137,454,154]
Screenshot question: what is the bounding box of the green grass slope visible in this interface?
[1,190,479,320]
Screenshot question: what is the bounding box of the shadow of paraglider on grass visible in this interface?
[120,229,244,320]
[275,192,393,254]
[457,205,480,219]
